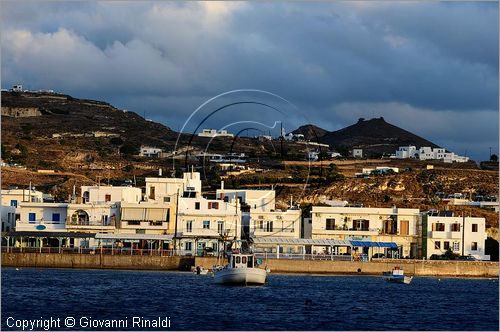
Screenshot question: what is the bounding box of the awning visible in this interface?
[95,233,173,241]
[350,240,398,249]
[251,237,351,246]
[2,231,96,238]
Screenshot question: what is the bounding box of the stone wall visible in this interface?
[1,107,41,117]
[1,253,194,271]
[194,257,498,278]
[2,253,497,277]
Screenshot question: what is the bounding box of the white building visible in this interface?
[311,206,421,258]
[12,84,23,92]
[146,171,202,203]
[139,146,163,157]
[176,195,240,256]
[395,146,418,159]
[423,213,489,260]
[1,188,44,232]
[395,146,469,163]
[352,149,363,158]
[216,187,276,212]
[15,203,68,232]
[80,186,142,204]
[198,129,234,138]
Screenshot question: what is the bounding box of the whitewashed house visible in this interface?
[198,129,234,138]
[422,212,489,260]
[1,188,44,232]
[311,206,421,258]
[139,146,163,157]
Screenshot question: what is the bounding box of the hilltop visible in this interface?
[292,117,438,158]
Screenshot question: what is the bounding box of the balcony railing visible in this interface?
[66,219,115,227]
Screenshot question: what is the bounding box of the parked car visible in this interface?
[429,254,446,260]
[457,255,477,261]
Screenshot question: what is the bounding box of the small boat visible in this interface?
[213,253,267,286]
[383,267,413,284]
[193,266,209,275]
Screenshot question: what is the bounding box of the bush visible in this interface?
[120,142,139,155]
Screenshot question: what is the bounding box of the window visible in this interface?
[432,223,445,231]
[451,223,461,232]
[235,256,241,264]
[10,200,18,207]
[434,241,441,249]
[163,197,170,203]
[52,213,60,223]
[186,220,193,233]
[265,221,273,232]
[203,220,210,229]
[242,256,247,264]
[325,218,335,230]
[453,242,460,251]
[258,220,264,230]
[149,186,155,200]
[195,202,200,210]
[185,242,192,251]
[28,213,36,223]
[443,241,450,250]
[105,194,111,202]
[399,220,409,235]
[472,224,478,232]
[208,202,219,209]
[217,221,224,233]
[471,242,478,251]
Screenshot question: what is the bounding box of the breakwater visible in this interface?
[1,253,498,277]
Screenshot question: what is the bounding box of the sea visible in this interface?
[1,268,498,331]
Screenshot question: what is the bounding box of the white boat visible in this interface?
[213,253,267,286]
[383,267,413,284]
[193,266,209,275]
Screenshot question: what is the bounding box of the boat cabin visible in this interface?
[230,254,255,268]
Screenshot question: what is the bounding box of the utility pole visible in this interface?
[173,188,180,252]
[489,147,492,160]
[461,212,465,256]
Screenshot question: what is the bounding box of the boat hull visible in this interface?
[214,267,267,285]
[385,276,413,284]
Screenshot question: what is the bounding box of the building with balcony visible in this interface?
[16,202,68,232]
[80,186,142,204]
[120,202,174,235]
[66,203,119,233]
[145,171,202,203]
[311,206,421,258]
[175,196,241,256]
[216,187,276,212]
[422,213,489,260]
[249,208,302,253]
[1,188,44,232]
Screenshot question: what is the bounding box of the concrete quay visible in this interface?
[1,253,498,278]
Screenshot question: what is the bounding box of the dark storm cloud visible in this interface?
[1,1,498,160]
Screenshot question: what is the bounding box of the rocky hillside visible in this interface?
[293,117,439,157]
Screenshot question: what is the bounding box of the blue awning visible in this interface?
[349,240,398,248]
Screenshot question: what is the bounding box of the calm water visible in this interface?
[1,268,498,331]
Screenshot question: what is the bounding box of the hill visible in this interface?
[292,124,328,141]
[315,117,438,157]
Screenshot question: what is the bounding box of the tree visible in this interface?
[119,142,139,155]
[490,154,498,162]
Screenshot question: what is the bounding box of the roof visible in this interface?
[251,237,398,249]
[251,237,351,246]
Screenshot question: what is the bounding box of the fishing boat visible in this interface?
[213,253,267,286]
[383,266,413,284]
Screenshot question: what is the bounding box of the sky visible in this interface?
[1,1,498,161]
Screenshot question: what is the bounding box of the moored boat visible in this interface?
[383,266,413,284]
[213,253,267,286]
